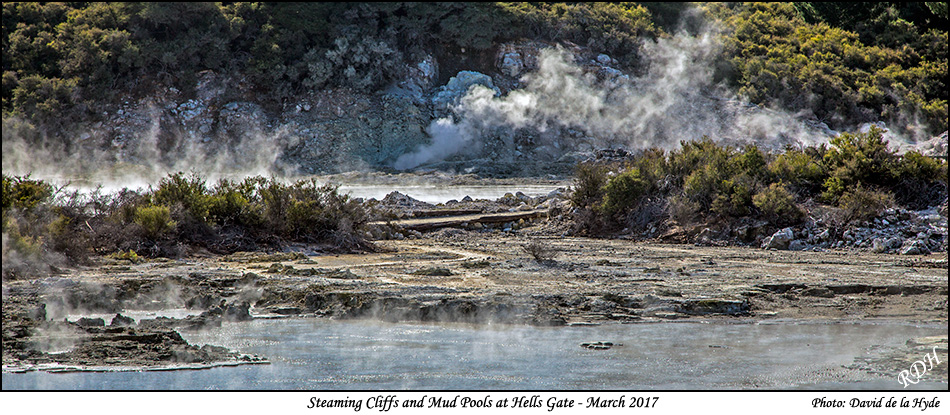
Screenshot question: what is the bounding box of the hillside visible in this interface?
[2,2,947,179]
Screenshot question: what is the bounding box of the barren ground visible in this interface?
[3,216,947,378]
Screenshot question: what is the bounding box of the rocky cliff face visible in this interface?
[11,39,943,181]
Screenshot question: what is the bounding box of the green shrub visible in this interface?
[894,151,947,182]
[110,249,141,263]
[152,172,211,223]
[890,151,949,209]
[821,126,898,202]
[599,168,649,217]
[837,184,893,223]
[767,148,828,195]
[753,183,804,225]
[679,161,731,216]
[2,175,53,212]
[2,215,44,259]
[132,204,176,240]
[666,137,732,189]
[570,162,609,209]
[706,2,947,135]
[207,179,260,228]
[710,179,754,218]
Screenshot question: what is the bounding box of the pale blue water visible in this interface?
[2,319,945,390]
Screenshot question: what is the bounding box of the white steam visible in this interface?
[2,105,296,193]
[394,31,834,170]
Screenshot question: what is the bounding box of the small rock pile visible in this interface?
[762,207,948,255]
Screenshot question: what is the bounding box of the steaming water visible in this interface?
[3,319,946,390]
[338,184,563,204]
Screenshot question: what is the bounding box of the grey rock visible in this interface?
[900,240,930,255]
[885,237,904,250]
[788,240,808,251]
[431,71,499,109]
[762,227,795,250]
[77,317,106,327]
[110,313,135,327]
[871,238,887,253]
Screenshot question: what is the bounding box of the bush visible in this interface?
[821,126,898,203]
[767,148,828,196]
[706,2,947,135]
[753,183,804,225]
[2,174,53,212]
[152,172,211,223]
[890,151,948,210]
[710,179,754,218]
[837,184,894,224]
[523,239,557,262]
[599,168,648,217]
[133,204,176,240]
[570,162,610,209]
[207,179,260,228]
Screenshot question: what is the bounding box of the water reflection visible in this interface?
[3,319,946,390]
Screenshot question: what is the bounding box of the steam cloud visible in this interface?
[2,105,297,193]
[394,31,835,170]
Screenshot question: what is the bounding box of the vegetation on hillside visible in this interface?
[3,2,946,135]
[704,2,947,136]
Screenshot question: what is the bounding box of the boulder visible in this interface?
[900,239,930,255]
[431,71,499,110]
[77,317,105,327]
[788,240,808,251]
[500,49,524,77]
[110,313,135,327]
[762,227,795,250]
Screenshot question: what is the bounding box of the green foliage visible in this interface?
[2,173,373,268]
[895,151,947,182]
[206,179,258,228]
[570,162,610,210]
[599,168,649,217]
[2,174,53,212]
[152,172,211,222]
[110,249,141,263]
[500,2,658,67]
[571,125,945,236]
[133,204,176,240]
[767,147,828,195]
[707,2,948,134]
[10,75,76,123]
[837,184,894,223]
[891,150,949,209]
[821,126,898,202]
[752,182,804,225]
[710,179,754,218]
[2,214,45,262]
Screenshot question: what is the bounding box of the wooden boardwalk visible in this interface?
[374,209,548,232]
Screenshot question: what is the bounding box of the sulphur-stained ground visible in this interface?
[2,226,947,377]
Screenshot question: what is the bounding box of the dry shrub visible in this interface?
[523,239,557,262]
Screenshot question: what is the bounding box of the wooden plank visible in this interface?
[374,209,548,232]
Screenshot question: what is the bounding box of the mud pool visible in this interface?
[3,319,946,390]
